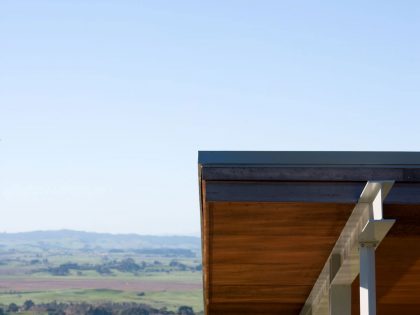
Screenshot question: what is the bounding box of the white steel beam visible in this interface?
[330,285,351,315]
[299,181,395,315]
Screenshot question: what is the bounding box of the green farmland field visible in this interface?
[0,230,203,314]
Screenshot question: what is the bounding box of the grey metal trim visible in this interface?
[386,183,420,204]
[205,181,365,203]
[202,166,420,182]
[204,181,420,204]
[199,151,420,167]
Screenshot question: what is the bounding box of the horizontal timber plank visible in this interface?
[208,302,302,315]
[209,202,353,236]
[212,235,337,264]
[211,263,325,286]
[211,285,310,303]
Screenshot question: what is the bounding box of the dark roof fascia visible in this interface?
[198,151,420,168]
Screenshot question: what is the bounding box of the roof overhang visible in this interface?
[198,151,420,315]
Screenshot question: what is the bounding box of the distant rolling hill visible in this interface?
[0,230,201,252]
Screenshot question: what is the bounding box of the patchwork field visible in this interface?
[0,230,203,314]
[0,277,201,292]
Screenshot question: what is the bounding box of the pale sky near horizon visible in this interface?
[1,1,419,235]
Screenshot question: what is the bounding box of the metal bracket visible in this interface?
[358,219,395,246]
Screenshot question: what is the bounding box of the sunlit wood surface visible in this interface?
[202,200,353,314]
[199,152,420,314]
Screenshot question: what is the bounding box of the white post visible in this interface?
[300,181,395,315]
[359,242,376,315]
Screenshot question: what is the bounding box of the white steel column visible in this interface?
[299,181,395,315]
[359,243,376,315]
[358,183,384,315]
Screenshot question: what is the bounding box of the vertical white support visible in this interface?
[359,243,376,315]
[300,182,395,315]
[330,285,351,315]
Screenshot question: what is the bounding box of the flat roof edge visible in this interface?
[198,151,420,167]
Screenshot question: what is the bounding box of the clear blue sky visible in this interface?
[1,1,419,235]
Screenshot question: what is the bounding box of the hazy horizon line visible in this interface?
[0,228,201,238]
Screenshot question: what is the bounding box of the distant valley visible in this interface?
[0,230,203,314]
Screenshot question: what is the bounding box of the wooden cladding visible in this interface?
[202,200,353,314]
[199,152,420,314]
